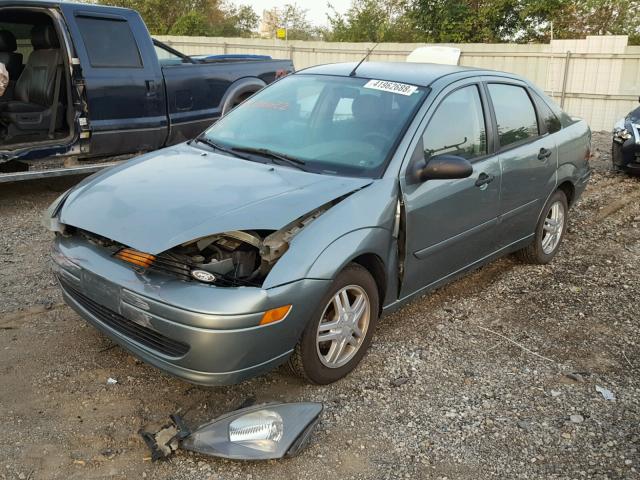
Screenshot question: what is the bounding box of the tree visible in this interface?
[556,0,640,40]
[99,0,259,37]
[327,0,418,42]
[409,0,524,43]
[261,4,319,40]
[169,11,212,36]
[213,3,260,37]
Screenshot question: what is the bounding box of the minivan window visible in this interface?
[489,83,539,148]
[423,85,487,162]
[76,16,142,68]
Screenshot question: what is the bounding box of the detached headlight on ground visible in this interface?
[182,402,322,460]
[228,410,284,452]
[141,402,323,461]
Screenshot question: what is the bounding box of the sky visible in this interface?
[239,0,353,27]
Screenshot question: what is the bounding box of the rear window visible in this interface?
[535,94,561,134]
[488,83,539,148]
[76,16,142,68]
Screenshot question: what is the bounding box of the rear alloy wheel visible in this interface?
[516,189,568,264]
[289,264,379,384]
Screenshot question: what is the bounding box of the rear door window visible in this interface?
[76,16,142,68]
[488,83,539,148]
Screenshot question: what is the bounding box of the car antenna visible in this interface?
[349,42,380,77]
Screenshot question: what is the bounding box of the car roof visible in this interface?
[299,62,506,87]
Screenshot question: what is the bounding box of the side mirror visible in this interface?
[416,154,473,182]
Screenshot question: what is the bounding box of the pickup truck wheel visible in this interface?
[288,263,379,384]
[516,190,568,264]
[223,91,257,115]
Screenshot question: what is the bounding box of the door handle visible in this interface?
[145,80,157,97]
[538,148,552,160]
[475,172,495,188]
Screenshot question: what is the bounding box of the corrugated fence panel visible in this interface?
[155,35,640,131]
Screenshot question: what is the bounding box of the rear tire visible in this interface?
[611,142,625,172]
[222,91,257,116]
[288,263,379,384]
[516,190,568,264]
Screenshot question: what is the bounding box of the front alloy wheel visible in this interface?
[289,263,379,384]
[316,285,371,369]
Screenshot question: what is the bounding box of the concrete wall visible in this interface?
[156,35,640,131]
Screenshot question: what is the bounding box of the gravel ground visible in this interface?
[0,131,639,480]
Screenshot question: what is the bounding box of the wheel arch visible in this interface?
[220,77,267,115]
[304,228,394,313]
[557,180,576,207]
[556,162,580,207]
[350,253,387,315]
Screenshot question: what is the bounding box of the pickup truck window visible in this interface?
[154,43,183,65]
[76,16,142,68]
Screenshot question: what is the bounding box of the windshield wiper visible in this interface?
[231,146,309,171]
[192,137,253,161]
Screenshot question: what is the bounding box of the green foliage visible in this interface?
[98,0,640,43]
[327,0,640,44]
[169,11,212,36]
[262,4,321,40]
[220,4,260,37]
[98,0,259,37]
[327,0,418,42]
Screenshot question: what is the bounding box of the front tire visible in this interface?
[516,190,568,264]
[288,263,379,384]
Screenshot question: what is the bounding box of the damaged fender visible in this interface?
[263,178,400,290]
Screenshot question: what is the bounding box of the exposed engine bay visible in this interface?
[72,197,341,288]
[175,201,333,286]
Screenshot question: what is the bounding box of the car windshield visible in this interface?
[201,74,427,178]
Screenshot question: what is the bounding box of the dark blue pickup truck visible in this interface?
[0,0,293,180]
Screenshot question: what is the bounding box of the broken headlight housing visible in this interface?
[180,402,323,460]
[613,118,639,144]
[614,128,632,141]
[42,189,73,234]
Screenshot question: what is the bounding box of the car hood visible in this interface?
[60,143,372,254]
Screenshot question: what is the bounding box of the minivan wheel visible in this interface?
[516,190,568,264]
[288,263,379,384]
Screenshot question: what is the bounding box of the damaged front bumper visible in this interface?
[613,122,640,173]
[53,234,329,385]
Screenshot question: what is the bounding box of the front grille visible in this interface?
[147,252,193,281]
[113,248,194,282]
[60,278,190,358]
[77,228,258,287]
